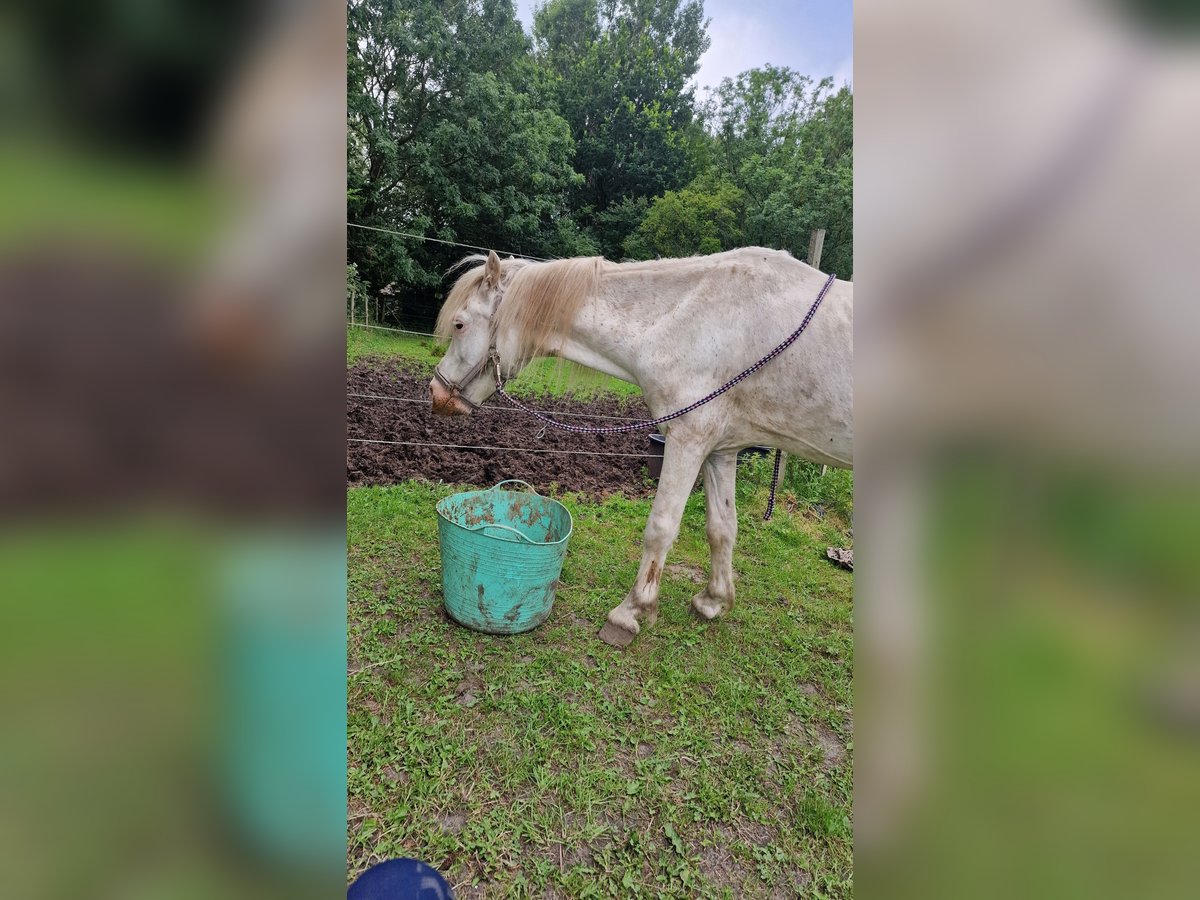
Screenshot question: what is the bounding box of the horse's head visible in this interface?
[430,250,524,416]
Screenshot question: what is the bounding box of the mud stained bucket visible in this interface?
[436,480,573,634]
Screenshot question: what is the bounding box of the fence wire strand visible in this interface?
[346,228,650,459]
[347,222,553,261]
[348,392,645,423]
[348,438,655,459]
[348,322,437,338]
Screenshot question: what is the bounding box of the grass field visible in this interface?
[348,322,853,895]
[347,470,853,897]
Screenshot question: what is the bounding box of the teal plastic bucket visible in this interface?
[436,480,573,634]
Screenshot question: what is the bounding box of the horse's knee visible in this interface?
[643,514,677,550]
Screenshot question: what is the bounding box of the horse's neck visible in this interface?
[551,271,680,386]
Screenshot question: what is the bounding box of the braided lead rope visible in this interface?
[491,272,837,436]
[763,449,784,522]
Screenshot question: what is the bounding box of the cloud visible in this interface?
[514,0,852,96]
[832,54,854,89]
[692,4,852,96]
[694,11,782,91]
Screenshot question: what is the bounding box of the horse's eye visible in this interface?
[454,322,464,331]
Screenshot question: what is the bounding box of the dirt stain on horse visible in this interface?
[646,560,660,587]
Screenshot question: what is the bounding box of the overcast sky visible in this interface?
[514,0,853,97]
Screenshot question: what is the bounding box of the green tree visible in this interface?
[702,68,852,277]
[533,0,711,257]
[347,0,586,324]
[702,66,832,169]
[624,170,744,259]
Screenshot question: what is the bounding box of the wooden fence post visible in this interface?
[773,228,831,490]
[812,227,829,477]
[808,228,826,271]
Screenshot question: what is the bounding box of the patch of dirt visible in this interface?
[697,842,753,893]
[772,871,813,899]
[381,765,409,785]
[564,612,594,630]
[348,362,658,496]
[665,562,706,584]
[735,820,777,847]
[456,675,484,707]
[360,696,388,723]
[437,812,467,835]
[814,723,846,768]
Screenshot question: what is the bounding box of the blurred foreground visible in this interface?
[5,0,1200,896]
[0,1,346,897]
[856,1,1200,897]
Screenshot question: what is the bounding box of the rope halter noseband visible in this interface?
[432,356,492,411]
[431,319,503,412]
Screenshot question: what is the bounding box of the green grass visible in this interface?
[347,477,853,897]
[348,325,642,400]
[348,327,437,366]
[0,140,218,262]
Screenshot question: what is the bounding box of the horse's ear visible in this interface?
[484,250,501,287]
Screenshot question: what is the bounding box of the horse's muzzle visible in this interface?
[430,378,473,417]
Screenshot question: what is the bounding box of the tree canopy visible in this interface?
[348,0,852,327]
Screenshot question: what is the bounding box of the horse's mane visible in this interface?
[437,254,604,368]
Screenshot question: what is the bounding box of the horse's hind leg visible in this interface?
[599,439,707,648]
[692,450,738,620]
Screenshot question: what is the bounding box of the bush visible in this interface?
[623,171,744,260]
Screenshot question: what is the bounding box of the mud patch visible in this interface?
[348,362,658,496]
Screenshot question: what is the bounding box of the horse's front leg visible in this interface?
[692,450,738,620]
[599,439,707,648]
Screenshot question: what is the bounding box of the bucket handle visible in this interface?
[490,479,539,495]
[461,521,540,544]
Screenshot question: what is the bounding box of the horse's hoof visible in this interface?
[691,592,726,620]
[598,620,637,648]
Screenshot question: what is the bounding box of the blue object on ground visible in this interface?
[348,858,453,899]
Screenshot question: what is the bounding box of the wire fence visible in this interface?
[348,438,655,459]
[348,392,645,423]
[348,222,554,262]
[347,221,557,332]
[345,223,761,466]
[348,322,437,338]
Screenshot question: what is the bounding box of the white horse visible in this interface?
[430,248,853,646]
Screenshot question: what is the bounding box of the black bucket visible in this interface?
[738,445,773,462]
[648,433,666,479]
[645,434,773,480]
